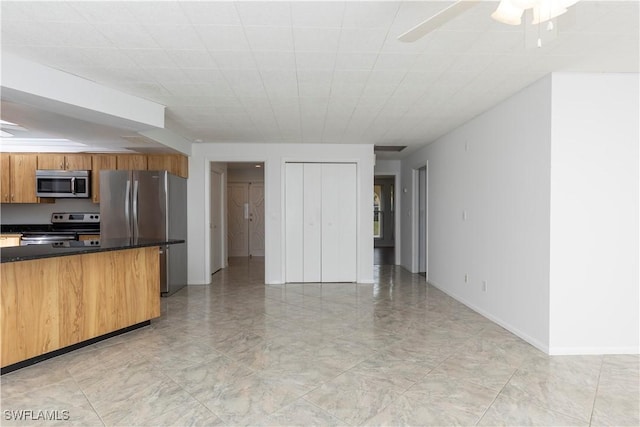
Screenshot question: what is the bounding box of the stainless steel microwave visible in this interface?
[36,170,90,198]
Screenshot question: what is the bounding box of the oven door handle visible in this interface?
[70,177,76,194]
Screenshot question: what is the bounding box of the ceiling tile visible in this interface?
[245,26,294,51]
[78,48,139,69]
[291,1,345,28]
[125,2,191,25]
[123,49,178,68]
[422,30,481,54]
[179,2,242,26]
[295,52,337,70]
[342,2,399,29]
[1,0,637,153]
[411,54,458,73]
[14,45,89,68]
[144,25,207,50]
[2,2,86,23]
[254,51,297,70]
[94,23,159,49]
[144,67,189,84]
[181,68,226,84]
[236,2,292,27]
[334,52,379,70]
[339,28,388,53]
[70,2,138,24]
[293,27,342,52]
[38,22,113,48]
[196,26,250,51]
[167,50,217,69]
[373,53,418,70]
[211,52,257,70]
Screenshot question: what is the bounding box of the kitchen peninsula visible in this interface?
[0,238,183,373]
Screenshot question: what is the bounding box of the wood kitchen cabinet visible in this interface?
[1,246,161,369]
[91,154,117,203]
[37,153,91,170]
[0,234,22,247]
[1,153,10,203]
[116,154,147,171]
[1,153,40,203]
[147,154,189,178]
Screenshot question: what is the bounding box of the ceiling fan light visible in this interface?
[560,0,580,7]
[491,0,524,25]
[510,0,539,9]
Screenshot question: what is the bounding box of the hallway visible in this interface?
[1,259,637,426]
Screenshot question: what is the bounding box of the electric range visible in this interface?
[4,213,101,246]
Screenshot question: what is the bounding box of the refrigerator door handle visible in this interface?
[125,179,131,238]
[133,179,140,239]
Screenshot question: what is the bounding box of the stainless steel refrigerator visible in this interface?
[99,170,187,296]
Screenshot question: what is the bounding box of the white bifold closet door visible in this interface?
[285,162,357,283]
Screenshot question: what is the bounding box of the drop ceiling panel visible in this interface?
[1,0,637,158]
[293,27,342,52]
[245,26,294,51]
[291,1,345,28]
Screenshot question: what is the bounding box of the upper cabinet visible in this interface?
[116,154,147,171]
[2,153,40,203]
[37,153,91,170]
[1,152,188,204]
[147,154,188,178]
[91,154,117,204]
[1,154,11,203]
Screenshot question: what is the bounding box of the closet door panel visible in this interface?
[321,163,357,282]
[303,164,322,282]
[285,163,304,282]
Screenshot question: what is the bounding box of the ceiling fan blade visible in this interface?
[397,0,481,42]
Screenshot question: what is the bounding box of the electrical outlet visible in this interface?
[464,274,468,283]
[482,281,487,292]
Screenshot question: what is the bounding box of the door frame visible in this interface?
[412,163,428,279]
[373,176,395,248]
[227,181,265,257]
[205,159,268,280]
[210,166,226,274]
[374,172,402,266]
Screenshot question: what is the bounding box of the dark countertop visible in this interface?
[1,239,185,263]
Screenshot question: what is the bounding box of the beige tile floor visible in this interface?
[1,257,638,426]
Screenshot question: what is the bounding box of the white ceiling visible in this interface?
[1,1,638,159]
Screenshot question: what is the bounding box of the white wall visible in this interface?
[2,53,165,129]
[549,73,640,354]
[374,159,402,264]
[401,76,553,352]
[187,143,375,285]
[227,167,265,183]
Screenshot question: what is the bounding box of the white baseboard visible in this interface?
[427,279,550,354]
[548,346,640,355]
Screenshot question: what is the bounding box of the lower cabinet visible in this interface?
[285,162,357,283]
[1,246,160,368]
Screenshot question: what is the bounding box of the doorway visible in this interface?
[210,167,224,274]
[416,165,427,277]
[227,163,265,258]
[373,176,395,265]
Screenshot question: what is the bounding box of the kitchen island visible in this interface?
[1,238,184,373]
